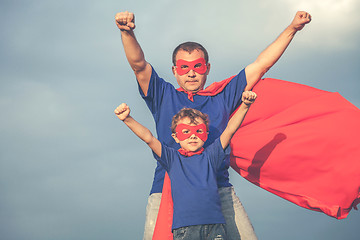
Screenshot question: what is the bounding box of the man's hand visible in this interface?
[115,11,135,31]
[242,91,257,106]
[114,103,131,121]
[291,11,311,31]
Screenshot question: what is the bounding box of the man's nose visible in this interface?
[187,69,196,77]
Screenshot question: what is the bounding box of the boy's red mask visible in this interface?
[175,123,208,142]
[175,58,207,75]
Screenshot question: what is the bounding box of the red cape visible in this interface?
[176,75,234,101]
[152,78,360,240]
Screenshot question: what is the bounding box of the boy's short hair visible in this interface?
[171,108,209,133]
[172,42,209,65]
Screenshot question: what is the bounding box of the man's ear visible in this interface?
[172,66,177,76]
[205,62,211,75]
[172,133,180,143]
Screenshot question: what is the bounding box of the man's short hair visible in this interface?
[172,42,209,65]
[171,108,209,133]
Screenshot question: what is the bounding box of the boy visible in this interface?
[114,91,257,239]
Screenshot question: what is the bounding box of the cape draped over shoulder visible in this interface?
[152,78,360,240]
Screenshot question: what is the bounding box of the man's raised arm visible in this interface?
[115,11,152,95]
[244,11,312,90]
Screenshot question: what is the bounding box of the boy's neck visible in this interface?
[178,147,204,157]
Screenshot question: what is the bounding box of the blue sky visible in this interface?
[1,0,359,239]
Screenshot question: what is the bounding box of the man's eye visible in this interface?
[181,65,189,69]
[194,63,202,68]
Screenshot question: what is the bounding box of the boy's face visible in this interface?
[172,117,208,152]
[172,50,210,93]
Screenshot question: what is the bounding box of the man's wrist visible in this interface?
[122,115,132,122]
[120,29,135,37]
[285,25,298,36]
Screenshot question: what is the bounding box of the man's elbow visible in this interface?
[131,59,148,72]
[245,64,268,90]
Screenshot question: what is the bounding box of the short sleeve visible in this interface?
[138,66,165,115]
[153,144,177,172]
[205,138,231,170]
[222,69,248,113]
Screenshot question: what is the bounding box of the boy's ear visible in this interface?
[172,133,180,143]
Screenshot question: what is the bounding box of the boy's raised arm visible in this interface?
[244,11,311,91]
[115,11,152,96]
[220,91,257,149]
[115,103,162,157]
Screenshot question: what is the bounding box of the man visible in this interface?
[115,10,311,240]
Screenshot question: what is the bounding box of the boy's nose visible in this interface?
[190,133,197,139]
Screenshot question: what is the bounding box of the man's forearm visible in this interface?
[244,27,296,91]
[254,25,297,73]
[245,11,311,90]
[121,30,148,73]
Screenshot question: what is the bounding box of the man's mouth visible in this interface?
[186,80,198,83]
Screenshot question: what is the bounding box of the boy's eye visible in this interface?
[197,129,204,134]
[181,65,189,69]
[182,129,190,134]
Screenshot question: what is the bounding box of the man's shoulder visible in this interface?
[150,67,177,89]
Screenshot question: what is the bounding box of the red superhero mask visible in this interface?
[175,58,207,75]
[175,123,208,142]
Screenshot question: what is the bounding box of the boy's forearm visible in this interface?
[123,115,154,144]
[220,104,250,149]
[227,104,250,133]
[123,115,162,157]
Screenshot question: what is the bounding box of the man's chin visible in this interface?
[184,86,202,93]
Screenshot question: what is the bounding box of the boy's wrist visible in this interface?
[242,102,252,108]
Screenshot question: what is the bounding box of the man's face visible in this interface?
[172,49,210,93]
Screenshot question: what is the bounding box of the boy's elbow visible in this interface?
[143,137,152,145]
[143,134,156,145]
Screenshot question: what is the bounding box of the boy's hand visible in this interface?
[114,103,131,121]
[242,91,257,106]
[290,11,311,31]
[115,11,135,31]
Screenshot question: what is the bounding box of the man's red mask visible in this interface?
[175,123,208,142]
[175,58,207,75]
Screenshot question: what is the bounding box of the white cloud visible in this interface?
[275,0,360,49]
[1,1,359,239]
